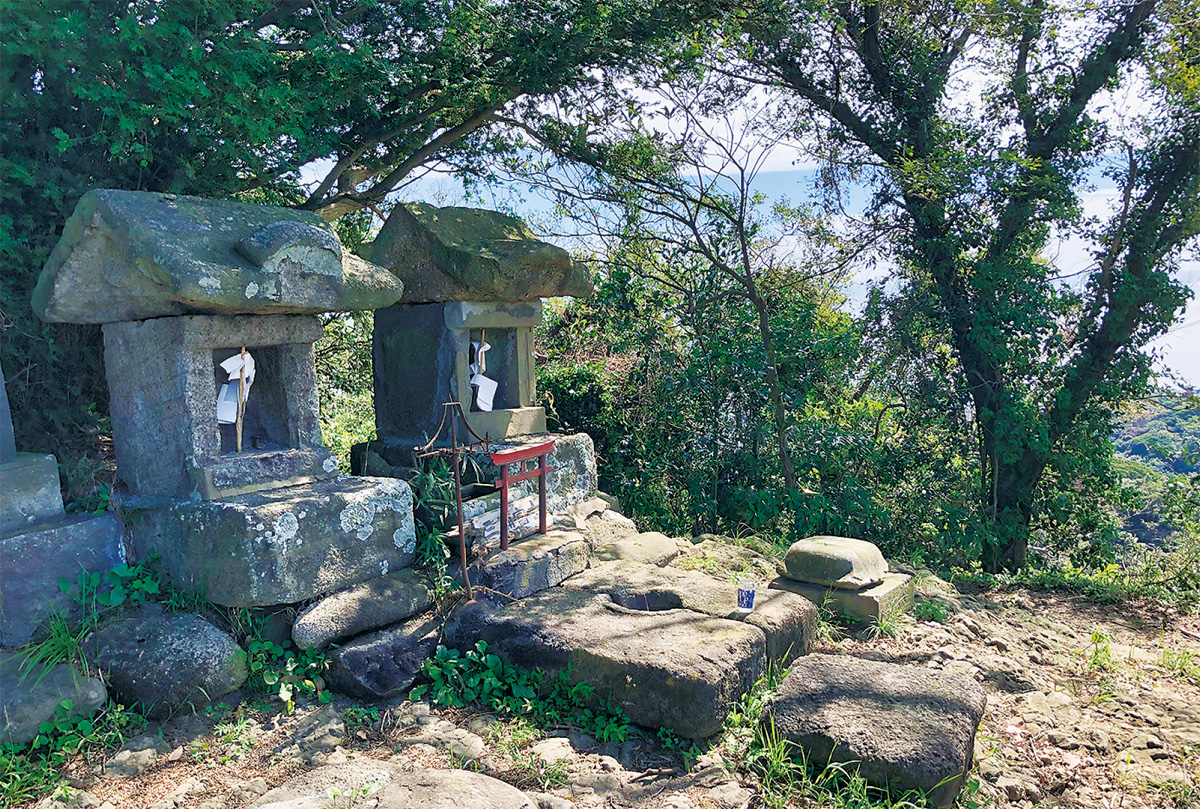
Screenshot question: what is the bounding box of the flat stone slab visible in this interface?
[326,614,440,699]
[446,587,765,738]
[469,529,590,599]
[364,202,591,303]
[0,452,63,536]
[0,652,107,745]
[292,568,434,650]
[564,562,816,667]
[764,654,986,806]
[87,604,247,719]
[593,531,679,567]
[122,477,416,607]
[34,189,404,323]
[0,513,125,646]
[770,572,915,624]
[249,761,536,808]
[782,535,887,589]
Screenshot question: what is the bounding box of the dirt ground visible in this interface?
[30,586,1200,809]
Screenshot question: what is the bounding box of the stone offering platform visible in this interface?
[770,572,916,623]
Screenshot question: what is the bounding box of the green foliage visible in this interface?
[911,598,951,624]
[316,311,377,472]
[411,642,631,744]
[0,700,146,804]
[1,0,716,506]
[1115,404,1200,476]
[244,639,332,715]
[343,706,380,729]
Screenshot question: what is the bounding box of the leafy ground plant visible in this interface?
[410,642,630,744]
[0,699,145,804]
[244,639,332,714]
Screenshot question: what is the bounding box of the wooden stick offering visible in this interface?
[236,345,246,453]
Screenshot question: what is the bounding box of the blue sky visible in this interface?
[395,165,1198,389]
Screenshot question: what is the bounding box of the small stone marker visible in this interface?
[782,535,887,589]
[0,362,15,465]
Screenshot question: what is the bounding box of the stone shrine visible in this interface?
[0,362,124,646]
[34,190,416,608]
[363,203,591,453]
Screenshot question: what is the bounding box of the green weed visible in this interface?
[343,706,380,728]
[0,700,146,804]
[912,597,950,623]
[244,639,332,714]
[410,642,630,744]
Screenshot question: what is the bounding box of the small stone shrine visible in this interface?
[34,189,415,608]
[769,535,915,622]
[0,362,124,646]
[354,203,600,548]
[363,203,592,453]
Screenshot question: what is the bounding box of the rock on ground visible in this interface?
[248,761,536,808]
[592,531,679,567]
[325,614,441,699]
[292,568,434,650]
[445,588,765,738]
[0,651,107,745]
[764,653,986,806]
[468,529,590,599]
[87,604,247,718]
[782,535,887,589]
[564,561,817,667]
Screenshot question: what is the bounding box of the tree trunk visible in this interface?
[750,296,798,493]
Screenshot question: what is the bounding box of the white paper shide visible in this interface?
[216,350,255,424]
[470,340,498,412]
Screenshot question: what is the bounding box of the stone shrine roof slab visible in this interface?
[34,189,404,323]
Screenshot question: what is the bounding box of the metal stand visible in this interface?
[414,402,492,602]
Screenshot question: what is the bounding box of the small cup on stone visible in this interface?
[736,578,757,613]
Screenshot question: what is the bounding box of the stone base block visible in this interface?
[446,588,765,738]
[765,654,986,806]
[357,432,599,519]
[769,572,915,624]
[0,452,64,536]
[1,513,125,646]
[467,529,590,599]
[565,562,817,667]
[121,477,416,608]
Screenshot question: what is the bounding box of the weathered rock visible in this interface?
[593,531,679,567]
[292,568,434,650]
[121,476,416,608]
[34,189,403,323]
[764,654,987,806]
[87,604,247,718]
[469,529,590,599]
[582,509,640,548]
[102,313,333,500]
[104,733,171,777]
[325,614,441,699]
[564,562,816,667]
[1,513,125,646]
[782,536,887,589]
[671,538,781,584]
[0,452,63,536]
[0,651,107,746]
[445,588,765,738]
[249,761,536,808]
[364,203,591,304]
[274,704,345,762]
[770,572,915,624]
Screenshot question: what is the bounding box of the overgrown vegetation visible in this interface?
[410,642,631,744]
[0,700,146,805]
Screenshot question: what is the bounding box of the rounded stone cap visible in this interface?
[782,535,887,590]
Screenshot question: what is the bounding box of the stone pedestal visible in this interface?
[0,362,126,646]
[120,477,417,608]
[770,572,915,623]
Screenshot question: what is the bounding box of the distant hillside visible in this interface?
[1113,404,1200,475]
